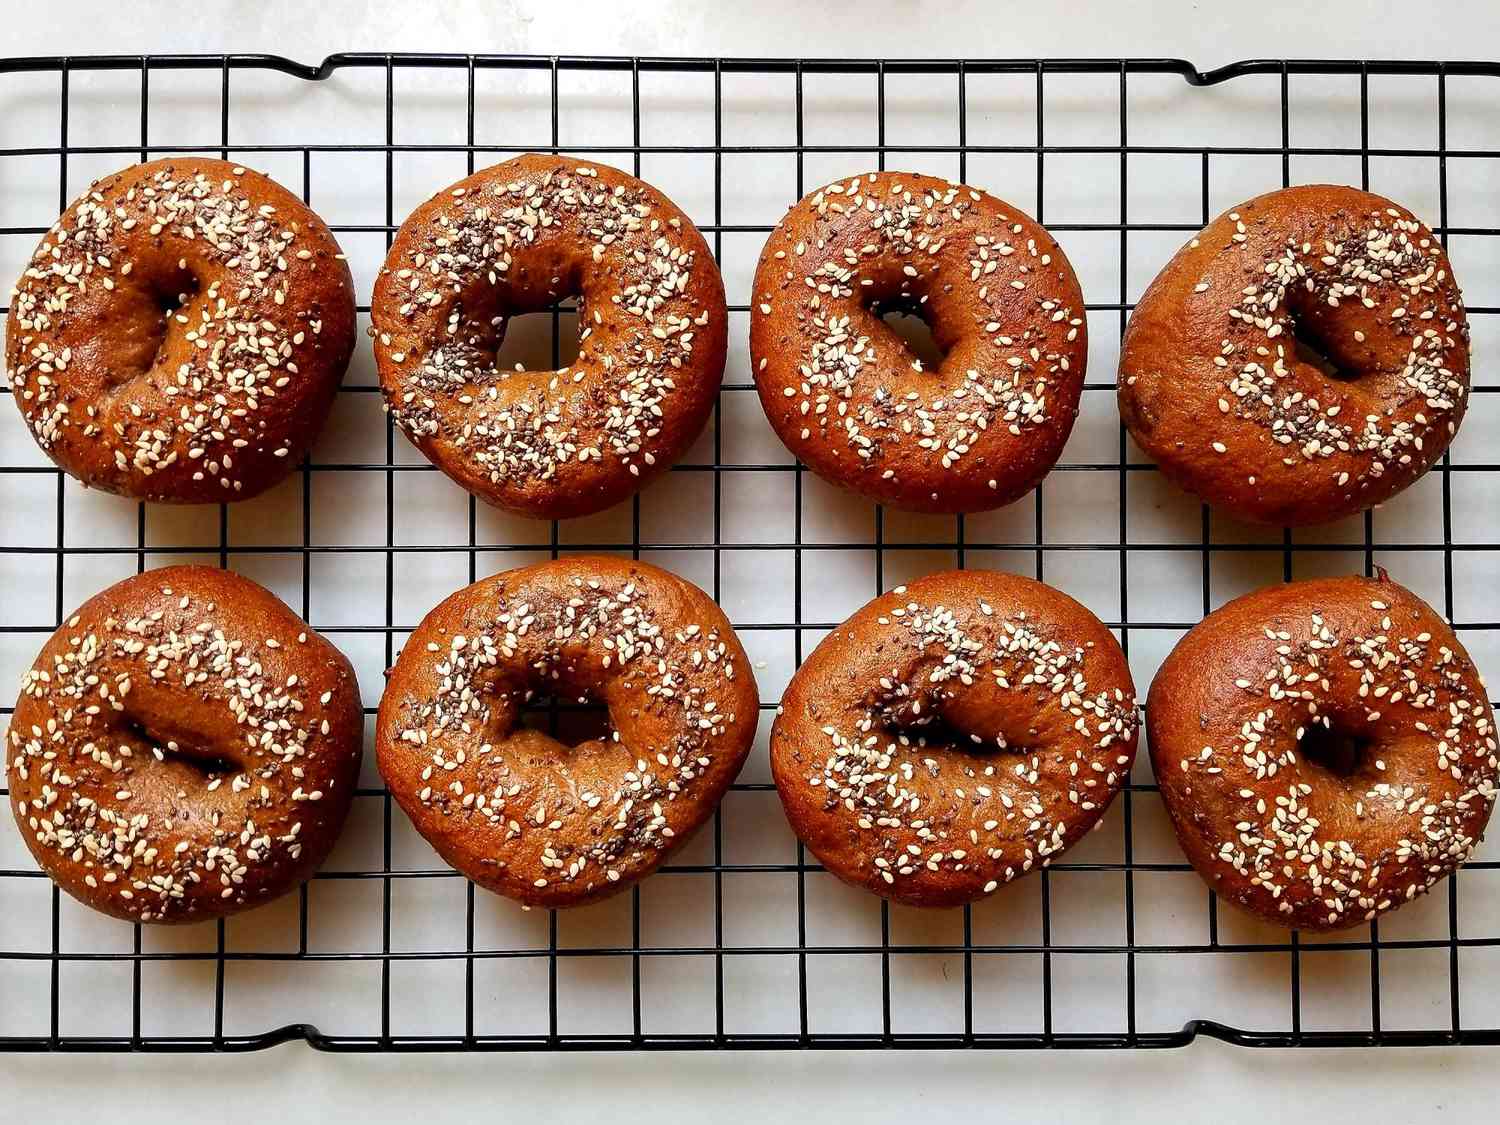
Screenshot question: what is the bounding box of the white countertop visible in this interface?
[6,1,1500,1120]
[8,0,1498,71]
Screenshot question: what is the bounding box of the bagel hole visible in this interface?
[1298,719,1370,779]
[1288,314,1349,381]
[517,691,615,748]
[107,261,203,386]
[871,298,947,372]
[123,716,238,778]
[153,262,200,319]
[879,705,1020,757]
[493,307,582,374]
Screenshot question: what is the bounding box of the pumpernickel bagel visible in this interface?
[6,157,356,502]
[371,154,727,520]
[6,566,364,923]
[771,569,1137,908]
[1120,184,1469,526]
[751,171,1087,513]
[376,556,758,908]
[1148,573,1498,931]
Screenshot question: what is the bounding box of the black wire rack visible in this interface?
[3,53,1500,1053]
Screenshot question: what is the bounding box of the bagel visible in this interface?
[5,157,356,502]
[376,556,758,908]
[751,170,1086,513]
[6,566,364,923]
[1120,184,1469,526]
[370,154,727,520]
[1148,573,1498,931]
[771,569,1137,908]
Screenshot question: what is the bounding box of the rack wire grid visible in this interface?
[3,53,1500,1053]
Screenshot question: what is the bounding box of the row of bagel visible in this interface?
[6,153,1470,527]
[4,154,1493,938]
[10,554,1488,935]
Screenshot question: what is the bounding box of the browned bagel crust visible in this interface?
[771,570,1137,908]
[5,158,356,503]
[1148,574,1499,932]
[1120,185,1469,526]
[370,155,727,520]
[6,566,364,923]
[376,557,758,908]
[750,171,1087,513]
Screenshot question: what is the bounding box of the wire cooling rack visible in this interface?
[4,54,1500,1052]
